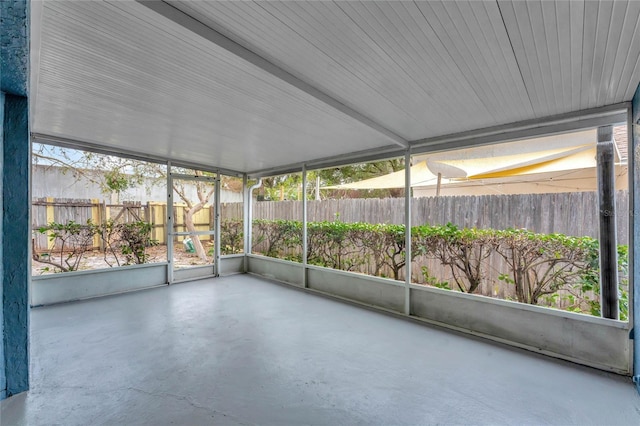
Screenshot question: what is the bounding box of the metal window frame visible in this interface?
[167,170,220,281]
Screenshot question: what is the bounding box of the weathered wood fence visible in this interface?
[32,198,225,251]
[32,190,630,252]
[248,191,629,244]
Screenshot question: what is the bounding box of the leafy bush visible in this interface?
[308,221,368,272]
[492,229,596,305]
[575,242,628,320]
[220,219,243,255]
[34,219,157,271]
[37,217,627,319]
[34,219,99,272]
[414,223,494,293]
[252,219,302,258]
[117,221,157,265]
[247,219,627,318]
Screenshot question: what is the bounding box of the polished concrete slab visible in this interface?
[1,274,640,425]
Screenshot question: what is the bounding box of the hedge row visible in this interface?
[39,218,627,319]
[237,219,628,319]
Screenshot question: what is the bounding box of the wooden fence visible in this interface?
[247,190,629,244]
[32,198,226,251]
[32,190,630,252]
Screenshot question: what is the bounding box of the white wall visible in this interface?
[32,164,242,203]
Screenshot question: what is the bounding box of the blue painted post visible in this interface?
[632,83,640,394]
[1,94,30,399]
[1,0,31,399]
[0,94,4,399]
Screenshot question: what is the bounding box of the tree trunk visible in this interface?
[185,204,208,262]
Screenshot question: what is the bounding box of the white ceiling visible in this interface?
[31,1,640,175]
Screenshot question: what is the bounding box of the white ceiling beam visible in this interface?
[249,102,629,177]
[249,145,405,178]
[135,0,409,149]
[410,102,630,154]
[31,132,244,177]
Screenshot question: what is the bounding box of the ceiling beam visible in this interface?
[248,144,405,178]
[249,102,630,177]
[410,103,630,155]
[31,132,245,177]
[135,0,409,149]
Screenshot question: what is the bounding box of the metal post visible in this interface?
[315,174,320,201]
[302,165,308,288]
[404,150,412,315]
[242,174,249,273]
[631,84,640,392]
[436,172,442,197]
[166,162,174,284]
[214,172,221,276]
[597,125,619,320]
[245,178,262,273]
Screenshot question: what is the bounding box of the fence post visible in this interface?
[99,201,106,251]
[45,196,55,250]
[91,198,101,250]
[144,201,151,242]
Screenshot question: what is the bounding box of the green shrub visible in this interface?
[220,219,243,255]
[247,219,627,318]
[34,219,157,271]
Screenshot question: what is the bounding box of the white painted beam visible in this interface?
[31,132,243,177]
[411,103,629,153]
[249,103,629,178]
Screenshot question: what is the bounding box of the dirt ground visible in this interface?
[32,245,213,275]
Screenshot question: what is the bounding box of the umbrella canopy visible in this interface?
[323,128,627,195]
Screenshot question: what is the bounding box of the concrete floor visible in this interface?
[1,275,640,425]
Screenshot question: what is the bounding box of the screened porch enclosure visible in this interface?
[3,0,640,407]
[29,129,634,377]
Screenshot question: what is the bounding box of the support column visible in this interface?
[631,83,640,392]
[214,173,221,276]
[166,162,174,284]
[404,150,412,315]
[302,166,308,288]
[1,0,30,400]
[245,178,262,273]
[242,174,249,273]
[597,125,619,320]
